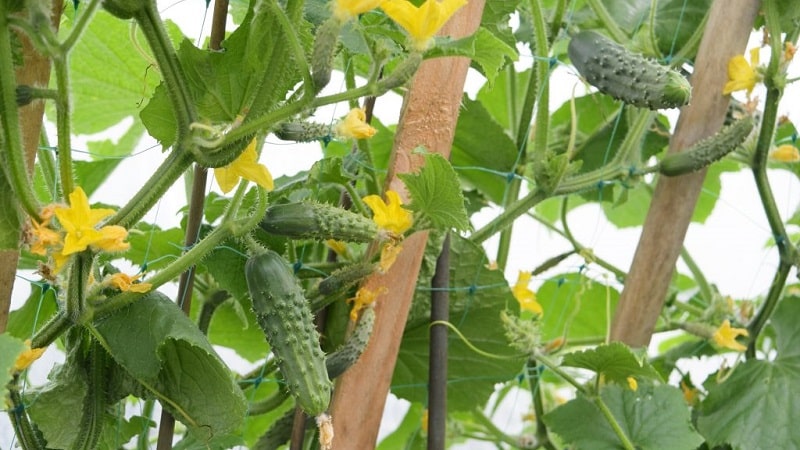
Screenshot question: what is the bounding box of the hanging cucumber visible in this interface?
[568,30,691,110]
[659,117,755,176]
[245,250,332,416]
[260,201,379,243]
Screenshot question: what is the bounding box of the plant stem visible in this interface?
[679,247,713,305]
[248,390,291,416]
[746,0,796,352]
[136,399,156,450]
[585,0,627,42]
[7,375,47,450]
[591,396,635,450]
[51,54,75,197]
[526,359,556,450]
[30,310,72,348]
[72,338,108,450]
[197,290,230,334]
[428,233,450,450]
[60,0,102,51]
[470,407,526,449]
[471,189,549,244]
[0,7,40,220]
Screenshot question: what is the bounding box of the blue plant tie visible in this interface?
[292,261,303,274]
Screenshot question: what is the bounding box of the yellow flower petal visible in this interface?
[109,272,152,293]
[29,220,62,256]
[363,190,414,235]
[333,0,382,21]
[681,380,699,406]
[335,108,377,140]
[54,187,127,255]
[13,340,47,372]
[325,239,350,258]
[214,139,275,194]
[723,49,759,95]
[380,0,467,51]
[512,271,543,315]
[770,144,800,162]
[626,376,638,391]
[421,408,429,433]
[347,286,386,321]
[712,319,749,352]
[379,242,402,273]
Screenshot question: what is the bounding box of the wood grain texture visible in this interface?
[328,1,486,448]
[610,0,761,347]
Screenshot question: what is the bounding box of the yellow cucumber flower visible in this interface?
[54,187,129,255]
[29,219,62,256]
[335,108,377,140]
[333,0,382,22]
[379,242,402,273]
[363,190,413,235]
[712,319,749,352]
[214,138,275,194]
[723,48,761,95]
[14,340,47,372]
[380,0,467,51]
[512,271,543,315]
[108,272,152,293]
[626,376,638,391]
[347,286,386,321]
[770,144,800,162]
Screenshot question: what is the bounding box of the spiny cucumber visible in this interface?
[260,201,379,243]
[274,121,331,143]
[311,18,341,92]
[568,31,691,110]
[245,250,332,416]
[659,116,755,176]
[325,305,375,378]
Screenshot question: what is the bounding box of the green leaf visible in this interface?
[537,272,619,342]
[0,334,26,387]
[399,152,470,232]
[6,281,59,340]
[123,223,185,272]
[141,2,309,146]
[653,0,711,59]
[696,297,800,449]
[393,235,526,411]
[545,384,703,450]
[426,27,517,86]
[376,402,426,450]
[199,295,270,363]
[561,342,662,383]
[475,67,528,134]
[451,96,519,204]
[92,291,247,437]
[63,11,162,135]
[203,237,250,302]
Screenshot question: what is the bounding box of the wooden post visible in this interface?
[610,0,761,346]
[328,1,485,448]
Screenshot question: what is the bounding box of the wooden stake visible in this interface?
[610,0,761,347]
[328,1,485,448]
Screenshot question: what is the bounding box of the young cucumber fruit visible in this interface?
[659,116,755,176]
[260,201,378,243]
[568,31,691,110]
[325,305,376,379]
[245,250,332,416]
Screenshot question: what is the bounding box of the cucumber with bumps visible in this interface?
[568,30,691,110]
[245,250,332,416]
[660,116,755,176]
[260,201,379,243]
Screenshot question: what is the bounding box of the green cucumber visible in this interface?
[325,305,375,378]
[245,250,332,416]
[659,117,755,176]
[315,262,377,297]
[274,121,331,143]
[568,31,691,110]
[311,18,341,92]
[260,202,379,243]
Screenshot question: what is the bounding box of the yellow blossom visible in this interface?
[363,190,413,235]
[421,408,429,433]
[785,42,797,62]
[54,187,129,255]
[712,319,749,352]
[681,380,699,406]
[347,286,386,321]
[723,48,761,95]
[13,340,47,372]
[379,242,402,272]
[335,108,377,140]
[214,138,275,194]
[325,239,351,258]
[511,271,543,316]
[626,376,638,391]
[333,0,382,21]
[380,0,468,51]
[770,144,800,162]
[108,272,152,293]
[29,219,62,256]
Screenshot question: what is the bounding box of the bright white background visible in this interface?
[4,2,800,449]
